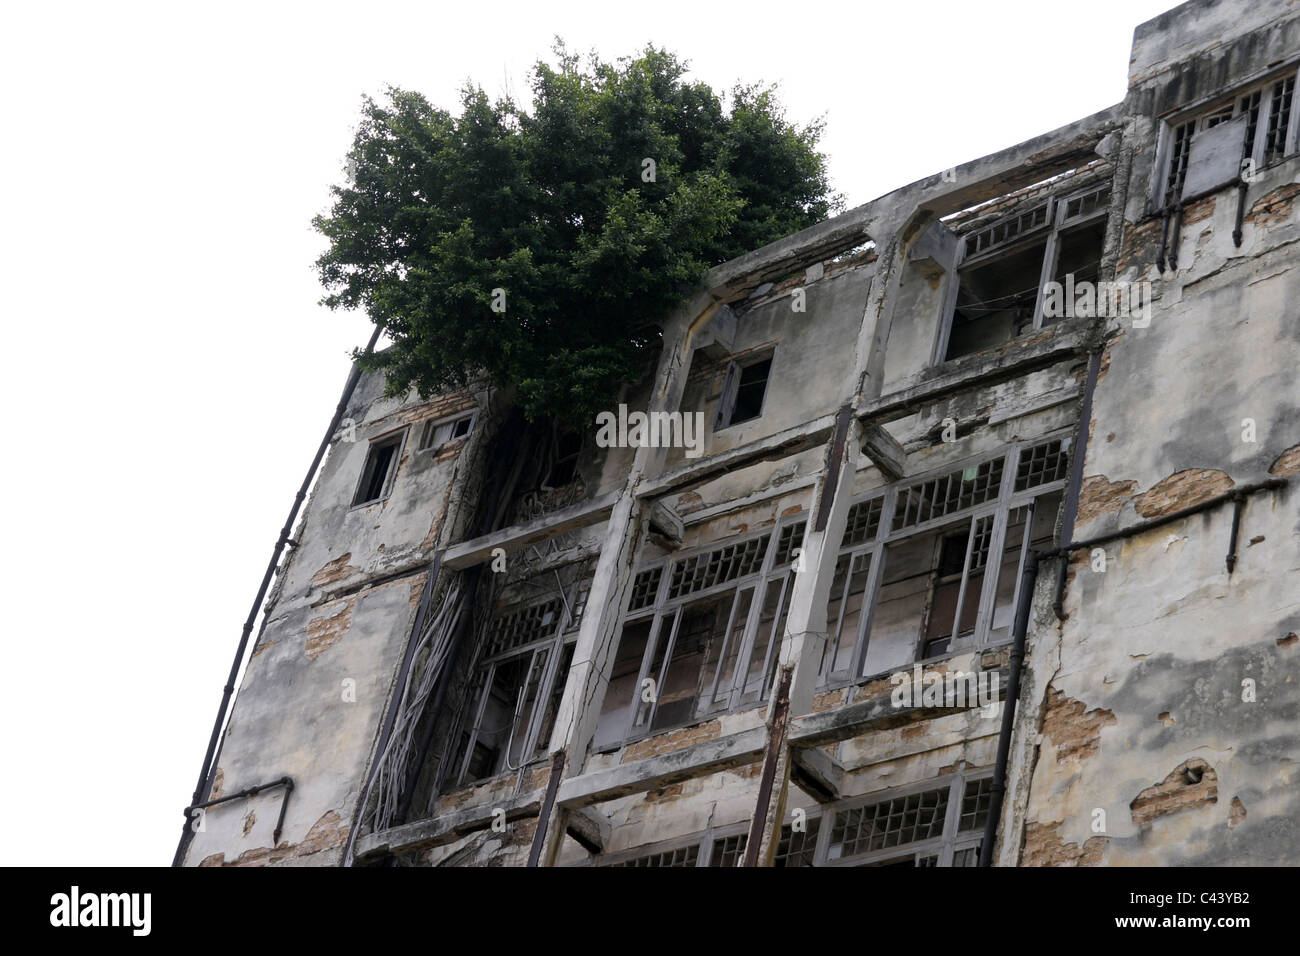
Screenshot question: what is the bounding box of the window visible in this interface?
[352,434,403,506]
[593,516,805,749]
[446,582,586,787]
[543,431,583,489]
[418,412,474,451]
[1156,67,1299,208]
[715,354,773,429]
[825,774,989,867]
[589,772,986,867]
[820,436,1068,684]
[939,182,1109,362]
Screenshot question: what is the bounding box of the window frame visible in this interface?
[818,432,1070,688]
[586,769,990,867]
[444,583,585,789]
[350,429,407,508]
[417,410,476,452]
[932,181,1110,366]
[1150,63,1300,212]
[714,350,775,431]
[596,512,806,751]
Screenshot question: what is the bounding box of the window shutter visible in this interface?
[715,361,739,430]
[1181,114,1248,201]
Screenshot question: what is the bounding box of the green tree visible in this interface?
[315,44,840,425]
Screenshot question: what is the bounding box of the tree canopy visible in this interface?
[315,45,840,425]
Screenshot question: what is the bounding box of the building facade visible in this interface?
[181,0,1300,867]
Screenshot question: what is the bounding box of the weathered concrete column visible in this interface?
[529,291,720,865]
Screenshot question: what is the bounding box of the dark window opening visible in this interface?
[352,436,401,506]
[544,431,583,489]
[730,358,771,424]
[945,238,1045,360]
[1044,219,1107,324]
[716,355,773,429]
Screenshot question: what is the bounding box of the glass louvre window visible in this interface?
[829,787,950,859]
[710,834,748,867]
[593,518,803,748]
[613,845,700,867]
[821,436,1069,684]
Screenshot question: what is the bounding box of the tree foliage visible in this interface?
[315,44,840,424]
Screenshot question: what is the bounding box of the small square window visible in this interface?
[352,435,402,506]
[418,413,475,451]
[716,355,773,429]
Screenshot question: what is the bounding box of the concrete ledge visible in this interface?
[557,728,770,808]
[354,789,544,858]
[637,414,837,501]
[859,322,1098,425]
[790,665,1011,749]
[443,492,620,569]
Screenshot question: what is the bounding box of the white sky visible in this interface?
[0,0,1177,866]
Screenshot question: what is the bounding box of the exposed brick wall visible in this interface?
[1269,443,1300,477]
[622,720,722,763]
[1041,688,1116,764]
[1076,475,1139,526]
[1130,759,1218,826]
[1020,821,1108,866]
[1133,469,1233,519]
[198,810,349,867]
[1244,183,1300,230]
[312,552,359,589]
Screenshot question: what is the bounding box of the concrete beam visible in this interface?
[860,423,907,481]
[556,728,769,809]
[354,789,543,858]
[442,492,619,569]
[789,666,1011,749]
[790,746,845,802]
[636,413,838,502]
[648,500,684,548]
[564,806,612,854]
[857,321,1098,426]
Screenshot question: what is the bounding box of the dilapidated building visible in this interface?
[179,0,1300,867]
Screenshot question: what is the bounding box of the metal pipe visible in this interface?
[1225,492,1246,573]
[173,326,382,867]
[979,550,1039,867]
[185,776,295,847]
[1046,477,1286,561]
